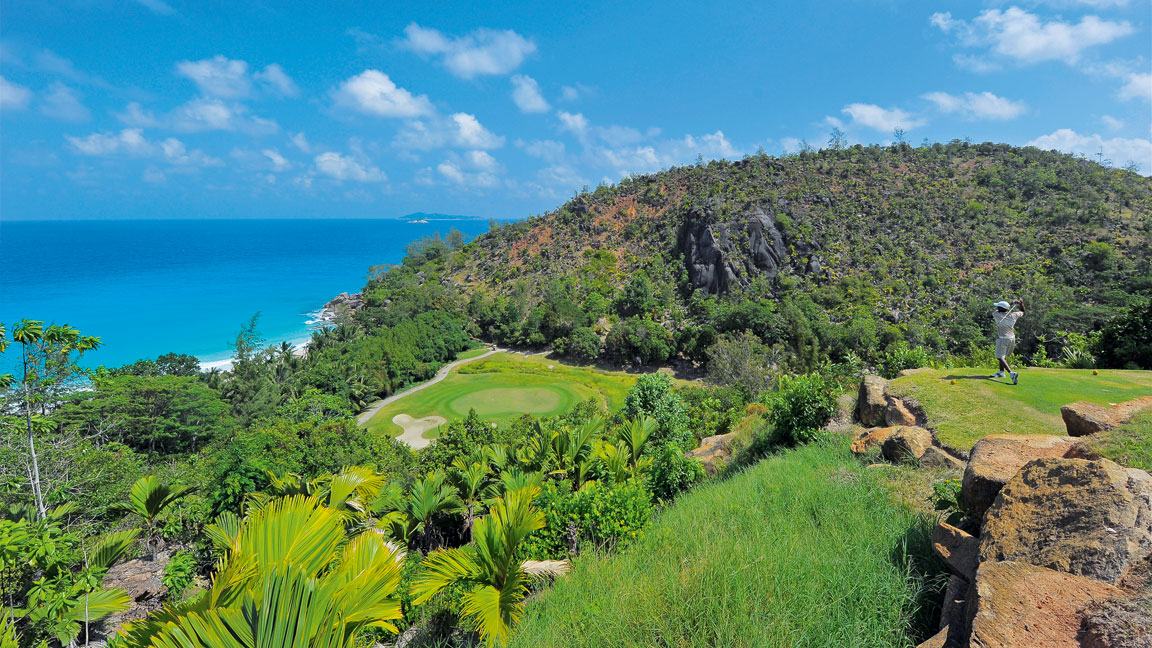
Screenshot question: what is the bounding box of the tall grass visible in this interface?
[507,439,945,648]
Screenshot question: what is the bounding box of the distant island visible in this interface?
[397,211,485,222]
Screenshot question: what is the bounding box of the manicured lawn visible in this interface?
[887,367,1152,451]
[364,353,641,438]
[454,346,492,361]
[507,440,943,648]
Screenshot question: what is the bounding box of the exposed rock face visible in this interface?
[961,434,1077,520]
[850,426,899,456]
[1061,396,1152,437]
[685,432,739,476]
[915,627,949,648]
[919,446,965,471]
[856,375,888,427]
[965,561,1124,648]
[318,292,363,323]
[933,522,979,581]
[1080,594,1152,648]
[101,550,171,631]
[884,395,924,427]
[680,202,791,294]
[979,457,1152,585]
[881,426,933,463]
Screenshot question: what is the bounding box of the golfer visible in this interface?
[991,299,1025,384]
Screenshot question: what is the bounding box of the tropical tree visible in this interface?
[451,459,491,539]
[125,476,197,557]
[112,495,407,648]
[412,486,569,646]
[371,472,462,552]
[3,320,101,520]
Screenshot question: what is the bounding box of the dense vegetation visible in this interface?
[3,142,1150,646]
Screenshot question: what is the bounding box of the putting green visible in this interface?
[887,367,1152,451]
[363,352,644,439]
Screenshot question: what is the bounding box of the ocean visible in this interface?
[0,218,495,370]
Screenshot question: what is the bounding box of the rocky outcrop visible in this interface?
[960,434,1077,520]
[881,426,933,463]
[317,291,363,323]
[685,432,739,476]
[850,426,898,455]
[933,522,979,581]
[965,561,1125,648]
[919,446,965,471]
[856,375,888,427]
[979,457,1152,585]
[884,395,925,427]
[101,550,172,631]
[1061,396,1152,437]
[680,202,793,294]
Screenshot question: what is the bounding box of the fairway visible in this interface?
[887,367,1152,451]
[363,352,642,439]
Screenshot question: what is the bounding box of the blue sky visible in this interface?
[1,0,1149,221]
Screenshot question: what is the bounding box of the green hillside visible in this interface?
[507,440,942,648]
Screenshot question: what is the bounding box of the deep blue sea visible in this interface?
[0,219,494,370]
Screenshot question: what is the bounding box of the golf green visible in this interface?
[363,352,641,439]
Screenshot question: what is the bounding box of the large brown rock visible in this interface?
[857,375,888,427]
[881,426,933,463]
[939,575,969,631]
[966,561,1124,648]
[933,522,978,581]
[685,432,738,476]
[885,396,922,427]
[915,627,948,648]
[1061,396,1152,437]
[961,434,1077,520]
[980,457,1152,585]
[850,426,899,455]
[920,446,965,471]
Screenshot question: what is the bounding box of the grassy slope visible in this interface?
[887,367,1152,451]
[508,440,942,648]
[1077,409,1152,471]
[364,353,640,438]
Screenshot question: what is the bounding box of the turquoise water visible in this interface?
[0,219,493,369]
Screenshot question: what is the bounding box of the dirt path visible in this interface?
[355,347,505,430]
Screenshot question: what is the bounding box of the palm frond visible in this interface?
[88,529,141,572]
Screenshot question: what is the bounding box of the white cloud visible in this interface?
[331,69,433,118]
[114,101,161,127]
[558,111,589,137]
[931,8,1133,65]
[39,82,89,121]
[1118,72,1151,102]
[594,130,740,176]
[262,148,291,171]
[841,103,925,132]
[134,0,175,14]
[393,112,504,150]
[314,151,386,182]
[1028,128,1151,172]
[67,128,153,156]
[171,97,278,134]
[517,138,566,162]
[952,54,1002,74]
[399,23,536,78]
[66,128,220,167]
[922,91,1027,120]
[510,74,550,113]
[255,64,299,97]
[176,55,252,97]
[1100,115,1124,130]
[436,150,503,187]
[0,75,32,110]
[290,132,311,153]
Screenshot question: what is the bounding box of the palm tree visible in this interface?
[114,495,407,648]
[451,459,491,539]
[616,417,656,477]
[412,486,569,646]
[126,476,197,557]
[370,472,462,552]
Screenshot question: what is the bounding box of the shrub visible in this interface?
[161,550,197,601]
[878,342,932,379]
[561,327,602,362]
[523,478,653,559]
[1093,300,1152,370]
[647,443,706,502]
[623,373,692,448]
[765,373,838,444]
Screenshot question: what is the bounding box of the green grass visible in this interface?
[454,346,491,361]
[364,353,641,438]
[507,440,944,648]
[1077,409,1152,471]
[887,367,1152,451]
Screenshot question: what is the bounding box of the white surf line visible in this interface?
[355,347,507,428]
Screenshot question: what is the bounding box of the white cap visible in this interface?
[993,301,1011,309]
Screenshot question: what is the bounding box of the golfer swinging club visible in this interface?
[991,298,1025,384]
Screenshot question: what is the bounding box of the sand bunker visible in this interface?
[392,414,446,449]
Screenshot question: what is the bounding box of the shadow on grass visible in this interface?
[890,516,950,644]
[941,375,992,381]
